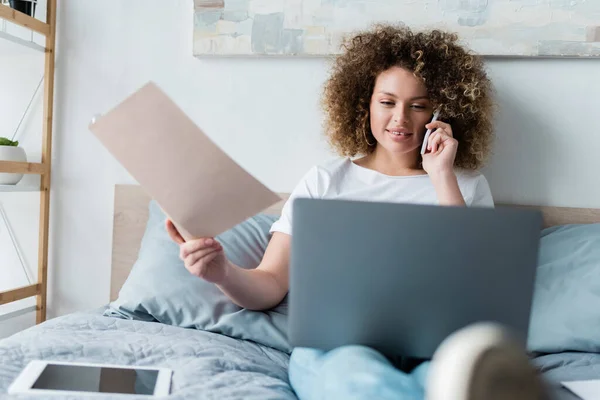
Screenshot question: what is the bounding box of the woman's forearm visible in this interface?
[217,262,287,311]
[430,171,466,206]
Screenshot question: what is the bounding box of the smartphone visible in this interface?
[420,109,441,155]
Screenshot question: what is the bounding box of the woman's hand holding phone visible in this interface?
[422,112,458,177]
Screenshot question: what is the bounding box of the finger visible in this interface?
[180,237,221,259]
[426,121,453,137]
[191,251,221,279]
[435,133,457,154]
[425,121,443,130]
[185,247,221,270]
[431,131,446,153]
[165,219,185,244]
[426,120,449,130]
[428,130,441,152]
[427,130,435,151]
[433,135,442,153]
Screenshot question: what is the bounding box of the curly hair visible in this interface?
[322,24,495,170]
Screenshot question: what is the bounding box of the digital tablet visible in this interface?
[8,360,172,397]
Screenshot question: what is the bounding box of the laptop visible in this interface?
[289,198,543,359]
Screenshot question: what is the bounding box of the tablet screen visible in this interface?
[32,364,158,394]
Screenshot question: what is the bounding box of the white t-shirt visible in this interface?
[270,158,494,235]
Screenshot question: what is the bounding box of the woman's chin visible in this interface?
[376,139,420,155]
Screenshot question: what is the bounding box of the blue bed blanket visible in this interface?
[0,308,295,399]
[1,309,599,400]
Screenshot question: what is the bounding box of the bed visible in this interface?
[1,184,600,399]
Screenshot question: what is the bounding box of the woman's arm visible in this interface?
[216,232,291,310]
[422,120,467,206]
[167,218,291,311]
[429,171,466,206]
[167,165,319,311]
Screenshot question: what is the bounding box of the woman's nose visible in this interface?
[393,111,408,125]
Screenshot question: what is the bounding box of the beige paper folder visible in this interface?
[89,82,281,241]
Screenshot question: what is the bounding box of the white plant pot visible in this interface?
[0,146,27,185]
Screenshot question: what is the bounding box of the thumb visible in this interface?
[165,219,185,244]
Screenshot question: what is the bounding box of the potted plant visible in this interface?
[0,137,26,185]
[8,0,36,17]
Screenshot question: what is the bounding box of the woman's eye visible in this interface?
[411,105,426,109]
[381,101,394,106]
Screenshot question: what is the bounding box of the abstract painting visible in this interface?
[193,0,600,57]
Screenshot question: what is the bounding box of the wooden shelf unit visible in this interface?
[0,0,56,324]
[0,2,50,36]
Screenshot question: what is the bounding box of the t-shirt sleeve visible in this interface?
[269,167,321,235]
[470,174,494,208]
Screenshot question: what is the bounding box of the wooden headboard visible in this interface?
[110,184,600,301]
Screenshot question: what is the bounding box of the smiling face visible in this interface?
[369,66,435,158]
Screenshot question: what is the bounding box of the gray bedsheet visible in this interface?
[534,352,600,400]
[1,309,599,400]
[0,308,296,399]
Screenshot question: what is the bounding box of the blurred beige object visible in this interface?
[89,81,281,241]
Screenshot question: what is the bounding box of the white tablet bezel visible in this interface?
[8,360,172,397]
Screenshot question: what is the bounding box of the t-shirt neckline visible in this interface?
[348,159,429,180]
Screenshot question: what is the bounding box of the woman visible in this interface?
[167,25,546,400]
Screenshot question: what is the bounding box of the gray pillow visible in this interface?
[528,223,600,353]
[104,200,290,353]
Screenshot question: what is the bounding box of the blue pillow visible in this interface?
[528,223,600,353]
[104,200,290,353]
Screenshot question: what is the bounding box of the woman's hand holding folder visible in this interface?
[166,219,230,284]
[165,217,290,311]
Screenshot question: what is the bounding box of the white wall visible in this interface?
[1,0,599,337]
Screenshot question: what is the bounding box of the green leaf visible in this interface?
[0,137,18,146]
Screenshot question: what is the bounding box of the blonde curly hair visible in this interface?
[322,24,495,170]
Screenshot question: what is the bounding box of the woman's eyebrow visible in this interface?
[409,96,430,101]
[377,92,429,101]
